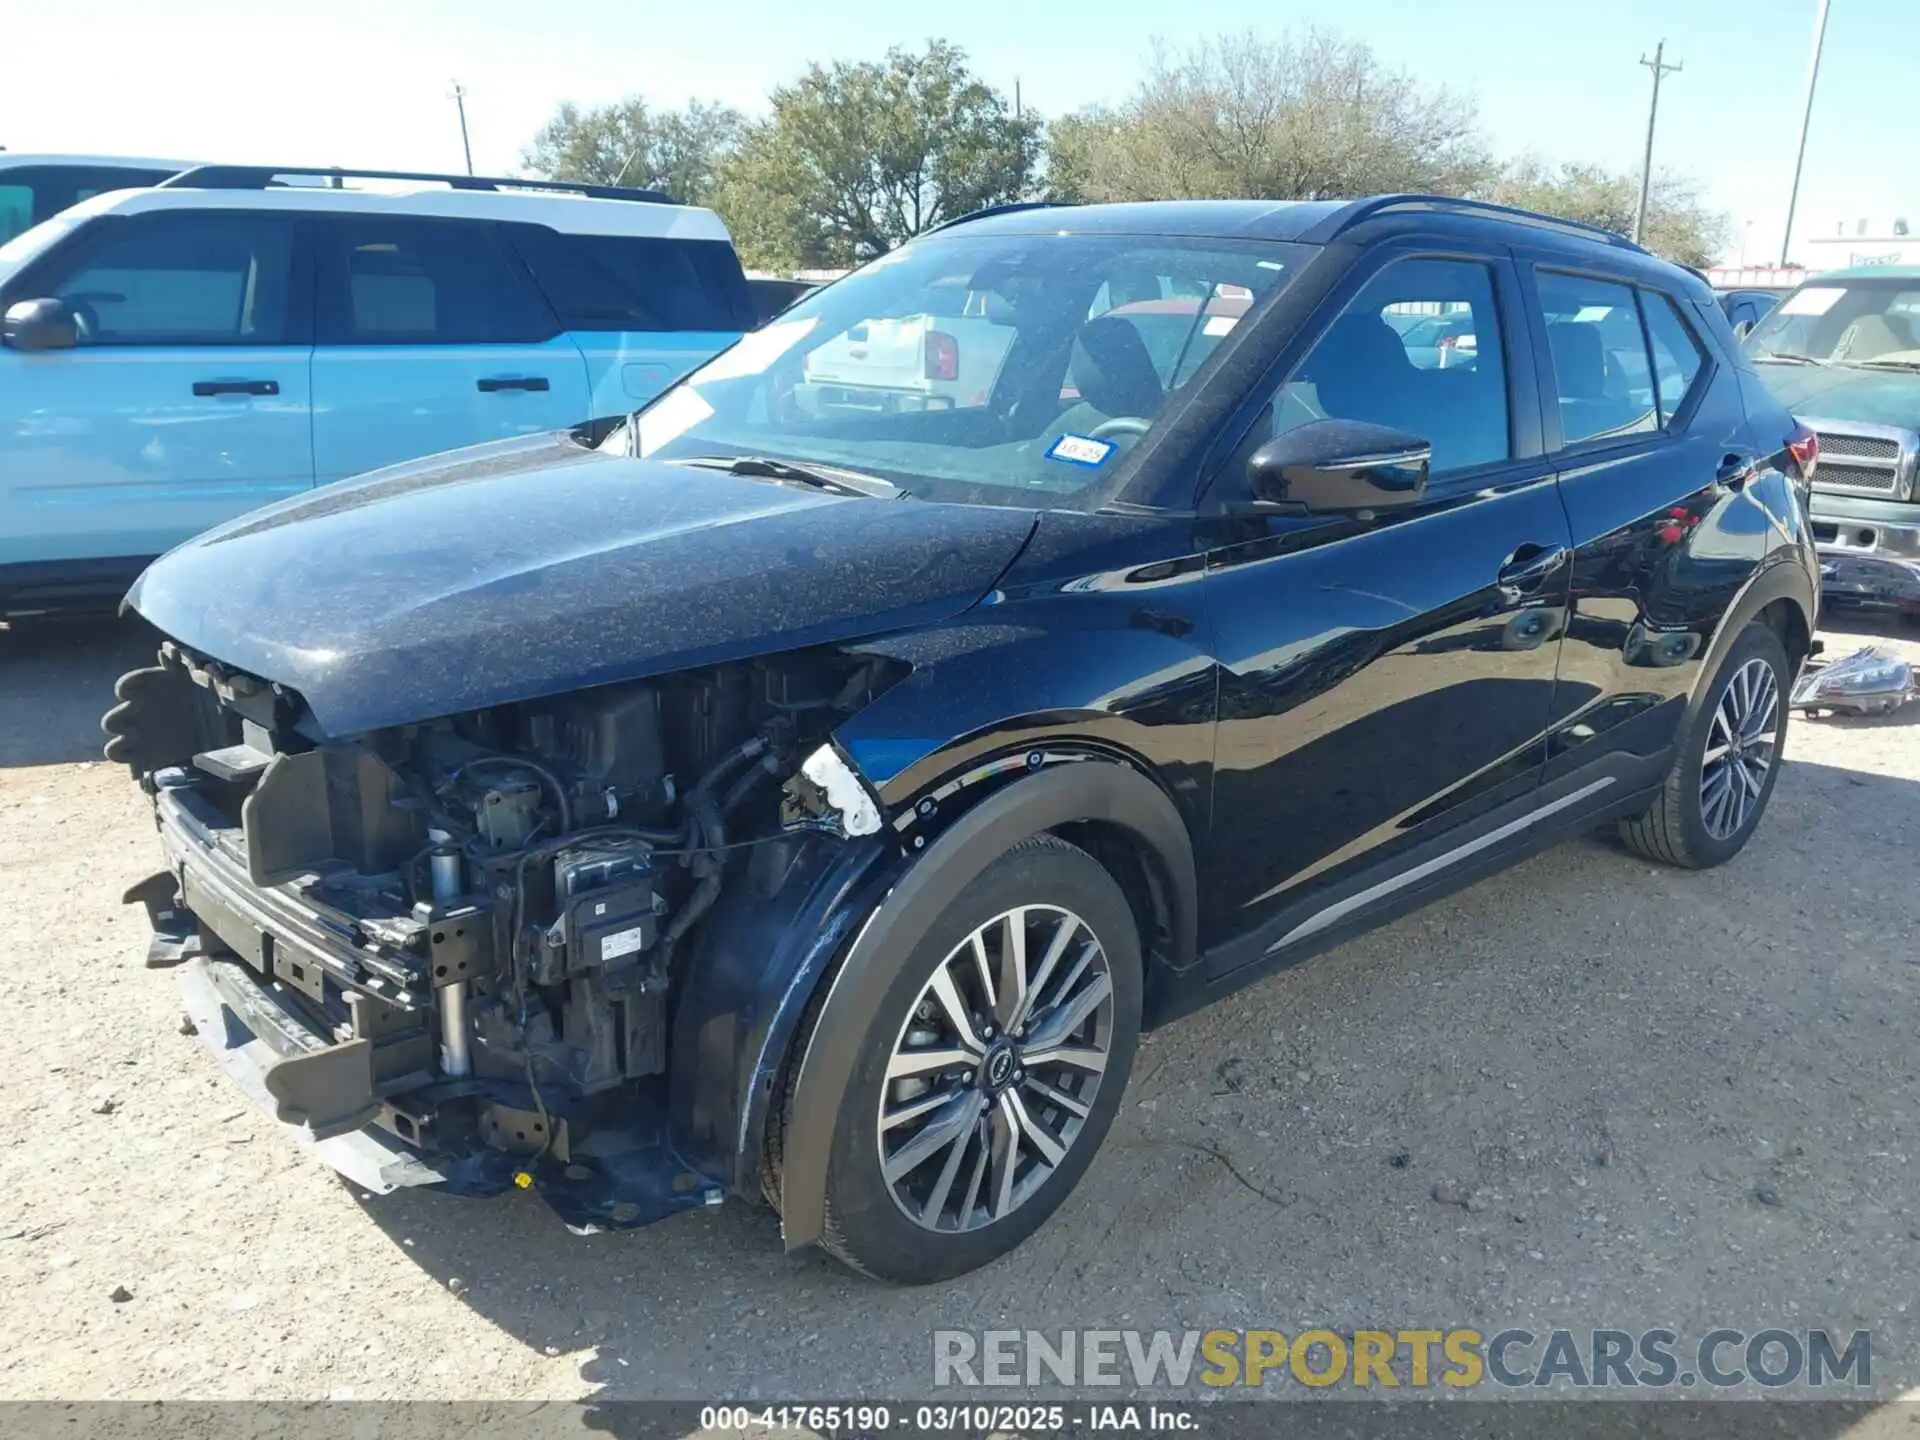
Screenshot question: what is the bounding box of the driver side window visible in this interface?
[43,210,296,347]
[1271,257,1511,478]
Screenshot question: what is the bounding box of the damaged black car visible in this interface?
[105,196,1817,1283]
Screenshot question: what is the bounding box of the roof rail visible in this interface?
[156,165,678,205]
[927,200,1077,234]
[1313,194,1647,254]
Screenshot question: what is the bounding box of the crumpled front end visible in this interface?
[107,632,900,1231]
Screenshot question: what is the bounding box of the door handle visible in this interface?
[476,376,551,393]
[193,379,278,397]
[1717,453,1758,490]
[1496,543,1568,592]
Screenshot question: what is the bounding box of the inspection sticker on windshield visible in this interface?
[1047,434,1116,468]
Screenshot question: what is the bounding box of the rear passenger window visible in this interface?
[1272,257,1510,477]
[318,218,556,345]
[42,210,296,345]
[1642,291,1706,423]
[1537,272,1657,447]
[510,228,755,333]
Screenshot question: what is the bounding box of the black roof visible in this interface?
[938,194,1707,293]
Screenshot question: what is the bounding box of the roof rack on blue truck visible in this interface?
[158,165,678,206]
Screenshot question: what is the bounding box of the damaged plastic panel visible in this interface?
[108,636,905,1224]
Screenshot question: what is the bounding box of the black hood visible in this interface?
[127,433,1037,736]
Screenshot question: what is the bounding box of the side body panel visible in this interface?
[309,338,593,485]
[0,344,315,565]
[574,331,743,420]
[1514,252,1775,785]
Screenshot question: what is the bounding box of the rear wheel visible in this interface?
[812,835,1141,1284]
[1620,620,1789,868]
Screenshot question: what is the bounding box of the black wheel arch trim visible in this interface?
[772,759,1196,1252]
[1682,555,1815,735]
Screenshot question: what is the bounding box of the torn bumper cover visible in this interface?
[140,792,727,1233]
[1818,549,1920,617]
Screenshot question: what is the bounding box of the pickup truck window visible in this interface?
[1747,277,1920,369]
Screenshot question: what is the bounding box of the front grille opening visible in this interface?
[1816,461,1899,492]
[1818,433,1900,462]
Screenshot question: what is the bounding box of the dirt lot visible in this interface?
[3,613,1919,1407]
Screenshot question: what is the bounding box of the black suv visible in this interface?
[106,194,1819,1283]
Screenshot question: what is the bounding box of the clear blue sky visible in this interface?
[0,0,1908,264]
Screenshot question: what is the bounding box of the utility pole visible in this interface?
[1780,0,1833,266]
[450,81,475,176]
[1633,40,1682,245]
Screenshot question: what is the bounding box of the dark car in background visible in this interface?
[1718,287,1785,340]
[1743,266,1920,619]
[106,194,1817,1284]
[746,276,817,326]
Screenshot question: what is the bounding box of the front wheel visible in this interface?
[1620,620,1790,868]
[812,835,1142,1284]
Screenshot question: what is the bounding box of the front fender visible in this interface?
[774,760,1194,1252]
[668,830,894,1200]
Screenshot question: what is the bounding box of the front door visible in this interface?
[0,206,313,568]
[309,215,592,485]
[1198,251,1572,971]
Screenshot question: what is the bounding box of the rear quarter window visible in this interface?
[510,227,754,333]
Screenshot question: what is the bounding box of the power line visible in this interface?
[1780,0,1833,267]
[450,81,475,177]
[1633,40,1682,245]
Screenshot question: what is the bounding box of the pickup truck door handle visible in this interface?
[1717,452,1758,490]
[1496,543,1569,592]
[192,379,279,397]
[476,376,551,393]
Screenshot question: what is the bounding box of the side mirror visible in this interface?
[2,297,80,352]
[1246,418,1431,513]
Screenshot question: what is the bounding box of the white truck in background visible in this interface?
[801,288,1017,413]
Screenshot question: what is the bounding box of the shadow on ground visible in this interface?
[0,616,157,768]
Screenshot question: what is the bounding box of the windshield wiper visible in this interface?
[671,454,901,499]
[1841,358,1920,373]
[1751,351,1830,366]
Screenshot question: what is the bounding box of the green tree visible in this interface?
[709,40,1042,270]
[1046,29,1493,204]
[1487,157,1730,268]
[522,97,743,204]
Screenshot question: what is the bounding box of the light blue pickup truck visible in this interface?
[0,165,753,614]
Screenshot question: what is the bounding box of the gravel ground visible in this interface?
[2,612,1918,1410]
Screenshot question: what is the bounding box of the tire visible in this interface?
[1619,620,1790,869]
[808,834,1142,1284]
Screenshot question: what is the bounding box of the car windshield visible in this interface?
[0,212,83,293]
[600,231,1312,508]
[1744,277,1920,369]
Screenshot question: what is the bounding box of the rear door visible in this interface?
[504,226,751,419]
[309,215,592,484]
[1521,260,1767,786]
[0,206,313,567]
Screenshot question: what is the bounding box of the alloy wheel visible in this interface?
[1700,656,1780,841]
[877,904,1114,1233]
